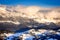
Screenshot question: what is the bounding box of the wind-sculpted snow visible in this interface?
[0,5,60,31]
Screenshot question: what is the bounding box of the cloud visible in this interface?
[0,5,60,31]
[0,5,60,23]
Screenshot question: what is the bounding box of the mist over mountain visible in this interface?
[0,5,60,31]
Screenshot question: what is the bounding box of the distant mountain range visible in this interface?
[0,5,60,31]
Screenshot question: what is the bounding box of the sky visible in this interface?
[0,0,60,7]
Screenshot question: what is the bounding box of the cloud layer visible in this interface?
[0,5,60,31]
[0,5,60,23]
